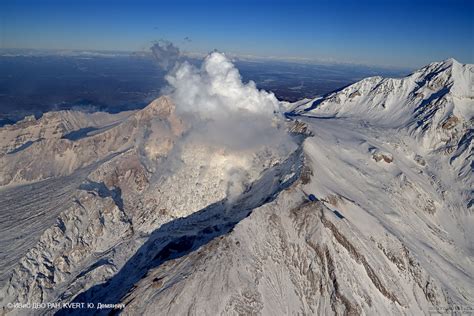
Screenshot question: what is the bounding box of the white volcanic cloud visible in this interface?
[165,52,280,120]
[153,49,296,202]
[163,51,294,153]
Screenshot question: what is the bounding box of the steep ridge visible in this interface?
[0,111,134,156]
[116,183,454,315]
[292,59,472,126]
[0,97,184,187]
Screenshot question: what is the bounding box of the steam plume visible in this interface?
[151,40,181,71]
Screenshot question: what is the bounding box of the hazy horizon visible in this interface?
[2,0,473,69]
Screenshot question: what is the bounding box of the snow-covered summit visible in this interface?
[294,58,473,126]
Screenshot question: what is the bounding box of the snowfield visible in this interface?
[0,58,472,315]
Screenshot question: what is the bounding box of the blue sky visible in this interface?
[1,0,473,67]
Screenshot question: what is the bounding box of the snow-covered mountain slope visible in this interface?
[0,59,472,315]
[112,60,473,315]
[0,110,134,156]
[0,97,184,187]
[100,122,472,315]
[292,58,473,125]
[292,58,473,210]
[117,184,456,315]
